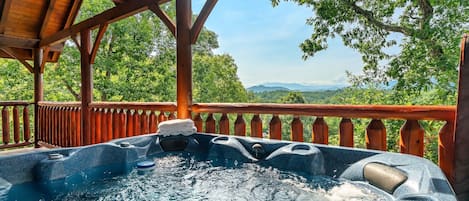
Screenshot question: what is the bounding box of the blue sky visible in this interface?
[193,1,364,87]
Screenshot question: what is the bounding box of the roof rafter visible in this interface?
[0,47,33,73]
[39,0,58,39]
[64,0,82,29]
[40,0,170,47]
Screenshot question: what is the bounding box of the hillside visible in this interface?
[247,85,290,93]
[251,89,342,104]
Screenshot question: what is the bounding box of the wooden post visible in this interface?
[80,29,92,145]
[176,0,192,119]
[454,34,469,200]
[33,48,43,148]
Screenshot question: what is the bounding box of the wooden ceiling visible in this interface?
[0,0,82,63]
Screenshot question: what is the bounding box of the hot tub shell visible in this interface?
[0,133,457,200]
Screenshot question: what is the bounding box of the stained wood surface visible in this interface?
[366,119,387,151]
[192,103,455,121]
[399,120,424,156]
[339,118,354,147]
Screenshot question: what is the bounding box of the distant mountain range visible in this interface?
[247,82,347,92]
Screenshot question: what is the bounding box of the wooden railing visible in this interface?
[37,102,177,147]
[37,102,81,147]
[89,102,176,144]
[191,103,456,180]
[0,101,32,149]
[35,101,456,181]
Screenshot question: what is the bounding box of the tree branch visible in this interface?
[342,0,414,36]
[62,79,81,101]
[418,0,433,30]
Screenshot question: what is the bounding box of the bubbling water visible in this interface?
[53,154,389,201]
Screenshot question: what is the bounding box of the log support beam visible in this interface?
[174,0,217,118]
[454,34,469,200]
[80,29,92,145]
[176,0,192,119]
[33,48,44,148]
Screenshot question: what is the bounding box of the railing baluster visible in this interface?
[312,117,328,144]
[126,109,134,137]
[219,113,230,135]
[134,110,141,135]
[112,109,119,139]
[2,106,10,145]
[339,118,354,147]
[269,115,282,140]
[439,121,455,183]
[142,110,149,134]
[54,107,58,146]
[119,109,126,138]
[234,114,246,136]
[291,116,303,142]
[89,108,95,145]
[65,108,71,147]
[193,113,203,132]
[158,111,167,124]
[250,114,262,138]
[168,112,176,120]
[106,109,113,141]
[400,120,424,156]
[101,109,108,142]
[62,108,67,146]
[366,119,387,151]
[149,111,157,133]
[47,107,55,144]
[70,107,77,146]
[205,113,216,133]
[23,106,30,142]
[95,108,102,144]
[39,106,44,143]
[13,106,20,143]
[76,107,82,146]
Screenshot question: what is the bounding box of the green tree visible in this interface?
[193,54,248,103]
[279,91,306,103]
[42,0,248,103]
[272,0,468,100]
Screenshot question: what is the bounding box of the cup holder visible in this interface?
[291,144,311,151]
[212,136,229,143]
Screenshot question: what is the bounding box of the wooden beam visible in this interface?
[40,0,170,47]
[40,47,50,73]
[0,47,33,73]
[63,0,83,29]
[176,0,192,119]
[0,35,63,52]
[39,0,58,38]
[149,3,176,37]
[454,34,469,201]
[80,29,92,145]
[190,0,217,44]
[0,35,39,49]
[90,23,108,64]
[71,34,81,49]
[33,48,44,148]
[0,0,12,34]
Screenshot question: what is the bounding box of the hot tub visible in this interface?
[0,133,456,200]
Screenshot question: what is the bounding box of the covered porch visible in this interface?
[1,0,468,199]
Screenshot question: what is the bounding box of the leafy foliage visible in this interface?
[41,0,248,103]
[272,0,468,100]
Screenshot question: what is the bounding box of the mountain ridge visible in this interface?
[247,82,346,92]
